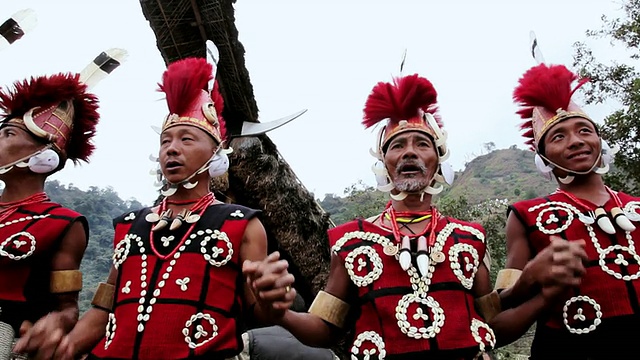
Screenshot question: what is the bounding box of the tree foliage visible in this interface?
[45,181,143,312]
[319,180,388,225]
[574,0,640,195]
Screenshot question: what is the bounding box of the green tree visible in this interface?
[319,180,389,225]
[573,0,640,195]
[45,180,144,312]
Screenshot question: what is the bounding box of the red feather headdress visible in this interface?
[159,57,225,143]
[0,73,99,163]
[513,64,592,151]
[363,74,442,151]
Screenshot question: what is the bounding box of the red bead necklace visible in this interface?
[381,202,439,247]
[149,192,215,260]
[0,192,49,224]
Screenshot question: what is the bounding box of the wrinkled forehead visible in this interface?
[383,130,436,152]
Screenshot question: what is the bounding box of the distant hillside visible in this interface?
[445,147,557,204]
[45,181,144,312]
[319,147,559,224]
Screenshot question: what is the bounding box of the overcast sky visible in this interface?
[0,0,627,206]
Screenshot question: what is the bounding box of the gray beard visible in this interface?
[394,177,430,193]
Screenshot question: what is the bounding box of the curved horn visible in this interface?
[612,207,636,232]
[23,107,53,141]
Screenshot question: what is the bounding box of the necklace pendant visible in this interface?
[417,252,430,278]
[151,209,172,232]
[578,212,595,225]
[624,210,640,222]
[169,209,188,231]
[152,218,169,232]
[431,251,445,264]
[145,212,161,223]
[186,213,201,224]
[594,207,616,235]
[169,218,183,231]
[383,243,398,256]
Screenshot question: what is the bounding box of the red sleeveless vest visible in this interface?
[329,217,494,359]
[510,191,640,333]
[90,204,258,360]
[0,201,85,333]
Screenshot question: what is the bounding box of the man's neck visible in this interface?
[166,175,212,203]
[390,192,433,212]
[557,172,609,205]
[0,177,45,203]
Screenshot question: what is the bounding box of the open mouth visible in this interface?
[567,151,591,160]
[165,160,182,170]
[398,164,424,175]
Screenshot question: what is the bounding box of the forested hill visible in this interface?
[44,181,146,311]
[319,147,558,226]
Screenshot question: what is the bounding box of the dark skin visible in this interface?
[244,131,492,348]
[0,125,88,359]
[489,118,599,346]
[45,125,294,360]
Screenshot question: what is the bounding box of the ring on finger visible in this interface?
[285,285,291,293]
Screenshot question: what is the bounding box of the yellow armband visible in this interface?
[91,282,115,311]
[475,290,501,322]
[494,269,522,291]
[50,270,82,293]
[308,291,350,328]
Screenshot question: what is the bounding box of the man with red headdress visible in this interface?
[244,74,496,359]
[0,56,115,358]
[487,63,640,359]
[41,57,298,360]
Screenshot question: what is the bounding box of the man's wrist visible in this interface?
[57,307,81,332]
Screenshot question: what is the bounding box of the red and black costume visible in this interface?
[89,203,258,360]
[89,57,259,359]
[330,216,493,359]
[510,191,640,358]
[0,199,87,333]
[510,64,640,358]
[0,68,100,334]
[324,74,495,359]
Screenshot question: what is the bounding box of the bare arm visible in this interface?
[490,212,588,347]
[495,213,537,309]
[62,266,118,358]
[239,217,278,325]
[273,251,352,348]
[51,221,87,331]
[472,261,492,298]
[489,212,547,346]
[13,220,87,358]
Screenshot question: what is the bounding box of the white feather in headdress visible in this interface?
[0,9,37,51]
[79,48,128,91]
[205,40,219,90]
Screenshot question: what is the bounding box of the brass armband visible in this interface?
[494,269,522,291]
[91,282,115,311]
[308,291,350,328]
[475,290,501,322]
[50,270,83,293]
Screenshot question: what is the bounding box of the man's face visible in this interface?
[384,131,439,193]
[541,117,601,174]
[0,124,44,169]
[159,125,217,184]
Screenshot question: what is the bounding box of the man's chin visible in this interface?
[164,173,187,184]
[394,180,430,193]
[556,161,598,175]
